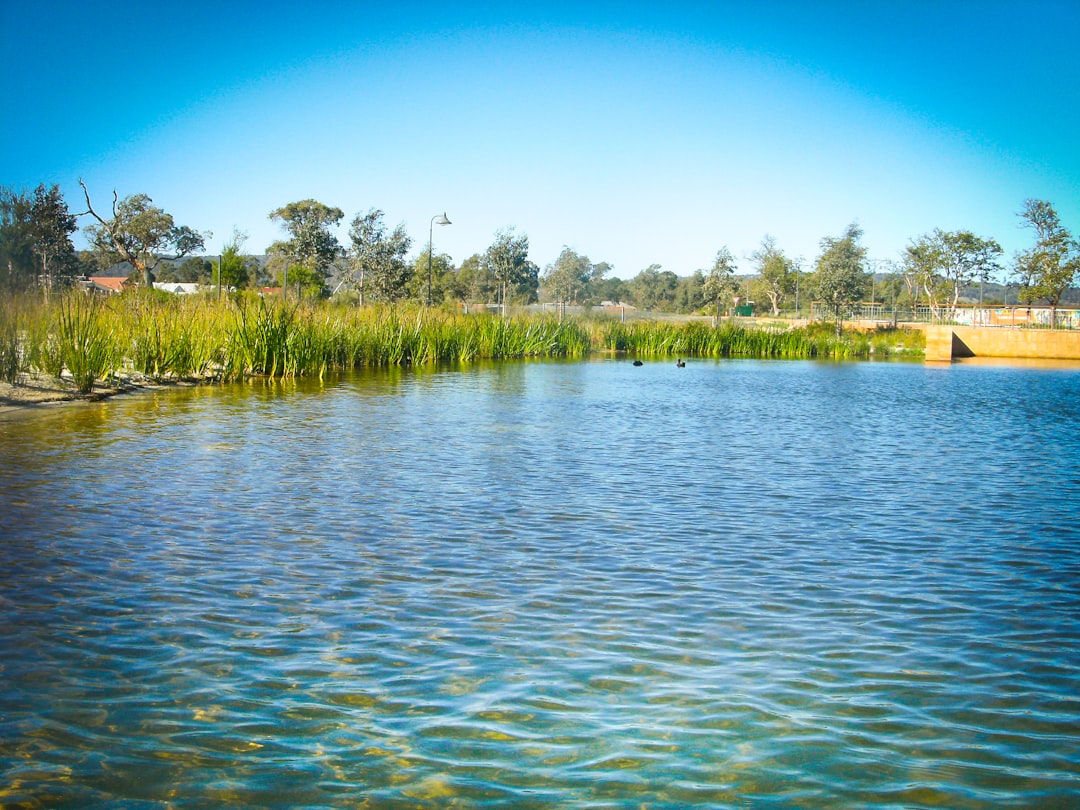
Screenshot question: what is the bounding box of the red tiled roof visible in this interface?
[88,276,131,292]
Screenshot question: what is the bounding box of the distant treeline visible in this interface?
[2,184,1076,324]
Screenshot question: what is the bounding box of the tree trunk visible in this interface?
[41,254,50,305]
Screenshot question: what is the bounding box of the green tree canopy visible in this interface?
[269,199,343,296]
[674,270,706,313]
[407,249,456,304]
[451,253,495,306]
[904,228,1003,318]
[484,228,537,308]
[628,264,678,311]
[1014,199,1079,323]
[30,184,79,299]
[812,222,868,335]
[752,235,796,316]
[348,208,412,305]
[81,181,207,287]
[1,184,79,296]
[215,230,256,293]
[543,247,592,308]
[702,248,738,323]
[588,272,629,307]
[1,187,37,293]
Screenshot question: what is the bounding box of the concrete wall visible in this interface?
[923,325,1080,362]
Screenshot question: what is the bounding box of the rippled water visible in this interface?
[2,358,1079,807]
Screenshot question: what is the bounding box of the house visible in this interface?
[152,282,201,295]
[87,276,134,294]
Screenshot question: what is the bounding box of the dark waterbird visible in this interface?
[632,360,643,366]
[676,359,685,367]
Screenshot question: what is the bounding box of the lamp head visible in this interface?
[435,213,451,226]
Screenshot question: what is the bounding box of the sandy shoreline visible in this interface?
[0,372,183,416]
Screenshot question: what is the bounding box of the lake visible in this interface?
[1,358,1079,807]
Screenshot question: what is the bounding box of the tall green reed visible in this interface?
[1,290,927,393]
[0,298,22,384]
[590,317,922,360]
[55,293,116,393]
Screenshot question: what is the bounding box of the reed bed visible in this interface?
[595,318,922,359]
[2,292,922,394]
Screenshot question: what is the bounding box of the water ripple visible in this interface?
[2,360,1080,806]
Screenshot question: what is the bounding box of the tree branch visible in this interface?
[77,179,106,225]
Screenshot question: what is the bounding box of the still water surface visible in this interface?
[1,359,1079,807]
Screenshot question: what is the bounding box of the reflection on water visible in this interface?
[2,359,1079,807]
[952,356,1080,369]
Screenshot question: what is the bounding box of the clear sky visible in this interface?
[2,1,1077,280]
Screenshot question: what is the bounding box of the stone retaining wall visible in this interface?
[923,325,1080,362]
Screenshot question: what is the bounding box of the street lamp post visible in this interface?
[427,212,452,306]
[793,258,802,319]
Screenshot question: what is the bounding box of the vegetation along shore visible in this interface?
[0,291,923,407]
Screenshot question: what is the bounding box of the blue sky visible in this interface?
[2,1,1077,280]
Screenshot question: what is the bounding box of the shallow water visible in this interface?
[2,358,1079,807]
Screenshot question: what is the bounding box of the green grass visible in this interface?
[3,291,925,394]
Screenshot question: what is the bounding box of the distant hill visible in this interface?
[93,256,270,277]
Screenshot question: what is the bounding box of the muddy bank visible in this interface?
[0,372,193,415]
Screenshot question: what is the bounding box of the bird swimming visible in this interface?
[676,359,685,367]
[632,360,643,366]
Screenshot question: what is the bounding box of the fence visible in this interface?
[810,303,1080,329]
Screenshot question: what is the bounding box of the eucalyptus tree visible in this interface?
[674,270,706,314]
[904,228,1003,319]
[589,272,629,306]
[544,247,592,314]
[1013,199,1079,325]
[453,253,495,306]
[812,223,868,336]
[752,235,796,316]
[483,228,537,310]
[80,181,207,287]
[702,248,738,323]
[896,258,921,315]
[0,187,34,292]
[348,208,412,305]
[269,199,343,297]
[629,264,678,311]
[586,261,614,303]
[408,250,457,304]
